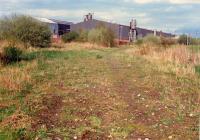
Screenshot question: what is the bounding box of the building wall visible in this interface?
[57,24,71,35]
[48,23,59,35]
[71,19,175,42]
[71,19,121,39]
[119,25,130,40]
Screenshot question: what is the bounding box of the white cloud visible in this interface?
[134,0,163,4]
[169,0,200,4]
[125,0,200,4]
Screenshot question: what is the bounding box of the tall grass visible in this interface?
[132,44,200,75]
[0,61,36,91]
[156,46,200,65]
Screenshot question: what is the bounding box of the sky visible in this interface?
[0,0,200,34]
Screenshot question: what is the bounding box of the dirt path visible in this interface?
[106,56,152,139]
[32,94,63,131]
[104,50,199,140]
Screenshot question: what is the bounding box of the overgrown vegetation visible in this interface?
[160,36,177,46]
[138,34,177,47]
[0,15,51,48]
[62,25,116,47]
[0,45,199,139]
[88,25,115,47]
[62,31,79,43]
[0,46,23,64]
[142,35,162,46]
[178,34,200,45]
[77,30,88,42]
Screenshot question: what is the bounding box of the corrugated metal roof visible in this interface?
[50,19,73,25]
[35,17,56,24]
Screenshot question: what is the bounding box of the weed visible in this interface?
[96,54,103,59]
[36,128,48,139]
[88,116,102,128]
[110,124,135,138]
[0,46,23,65]
[0,105,16,122]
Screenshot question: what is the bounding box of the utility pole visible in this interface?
[196,31,199,45]
[186,33,189,46]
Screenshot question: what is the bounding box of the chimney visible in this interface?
[88,13,93,20]
[84,13,93,22]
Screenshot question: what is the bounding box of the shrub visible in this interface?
[135,39,143,46]
[142,35,161,46]
[178,35,189,45]
[88,29,100,44]
[0,46,23,64]
[177,34,199,45]
[161,37,177,46]
[0,15,51,48]
[88,25,115,47]
[62,32,79,43]
[78,30,88,42]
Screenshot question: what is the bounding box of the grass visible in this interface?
[0,44,199,139]
[189,45,200,53]
[130,45,200,76]
[195,65,200,74]
[0,105,16,122]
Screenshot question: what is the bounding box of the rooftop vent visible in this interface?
[130,19,137,30]
[84,13,93,22]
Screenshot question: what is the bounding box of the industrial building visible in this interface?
[35,17,73,37]
[36,13,174,43]
[71,13,174,43]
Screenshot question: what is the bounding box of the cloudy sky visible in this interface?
[0,0,200,33]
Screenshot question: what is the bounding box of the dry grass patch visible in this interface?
[51,42,108,51]
[155,46,200,65]
[0,112,32,129]
[0,61,37,91]
[131,45,200,76]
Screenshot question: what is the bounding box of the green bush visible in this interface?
[62,32,79,43]
[0,46,23,64]
[177,34,200,45]
[78,30,88,42]
[88,25,115,47]
[0,15,51,48]
[143,35,161,46]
